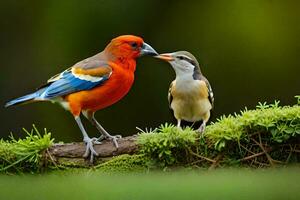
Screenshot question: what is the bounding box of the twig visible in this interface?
[240,151,268,161]
[249,131,262,137]
[252,134,274,166]
[209,154,223,170]
[285,145,294,164]
[187,148,216,163]
[190,159,205,165]
[46,149,58,168]
[272,160,285,164]
[252,160,270,167]
[240,144,256,155]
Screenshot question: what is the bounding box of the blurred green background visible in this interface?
[0,0,299,141]
[1,168,300,200]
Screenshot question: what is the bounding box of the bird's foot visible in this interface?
[83,137,101,163]
[197,123,206,134]
[98,134,122,148]
[177,126,183,131]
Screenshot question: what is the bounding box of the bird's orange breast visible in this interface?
[65,62,135,116]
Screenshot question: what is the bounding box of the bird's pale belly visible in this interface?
[171,97,211,122]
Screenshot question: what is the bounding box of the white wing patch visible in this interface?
[73,73,104,82]
[71,68,110,83]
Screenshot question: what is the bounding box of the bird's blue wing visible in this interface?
[41,65,112,99]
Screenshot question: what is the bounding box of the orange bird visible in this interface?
[5,35,158,162]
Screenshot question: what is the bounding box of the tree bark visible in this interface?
[47,135,139,167]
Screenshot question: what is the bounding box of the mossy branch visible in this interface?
[1,97,300,173]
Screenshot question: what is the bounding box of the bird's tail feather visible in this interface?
[4,86,48,108]
[5,92,40,107]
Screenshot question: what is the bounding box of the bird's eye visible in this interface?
[130,42,138,48]
[176,55,196,66]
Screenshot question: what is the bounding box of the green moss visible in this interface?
[95,154,151,173]
[0,125,53,173]
[1,97,299,173]
[205,101,300,150]
[137,124,197,166]
[136,100,300,167]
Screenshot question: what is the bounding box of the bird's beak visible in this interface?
[140,42,158,56]
[155,53,174,61]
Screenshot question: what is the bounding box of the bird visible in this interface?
[5,35,158,162]
[155,51,214,133]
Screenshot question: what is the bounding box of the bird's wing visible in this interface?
[47,67,72,83]
[201,76,214,108]
[41,60,112,99]
[46,58,108,83]
[168,81,175,109]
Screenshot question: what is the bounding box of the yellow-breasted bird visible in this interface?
[156,51,214,133]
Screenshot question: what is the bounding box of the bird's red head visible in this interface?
[104,35,158,60]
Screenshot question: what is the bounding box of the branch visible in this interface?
[47,135,139,167]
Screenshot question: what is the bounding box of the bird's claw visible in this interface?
[111,135,121,148]
[101,134,122,148]
[108,135,122,148]
[197,123,206,134]
[83,137,101,163]
[91,137,102,145]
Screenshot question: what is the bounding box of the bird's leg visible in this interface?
[177,119,182,130]
[75,116,100,163]
[85,112,121,148]
[197,121,206,134]
[92,118,122,148]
